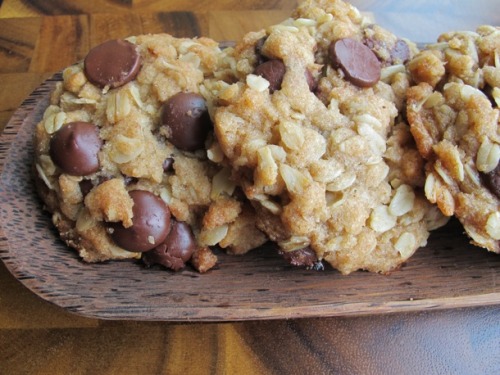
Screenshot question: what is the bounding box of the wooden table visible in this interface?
[1,1,499,373]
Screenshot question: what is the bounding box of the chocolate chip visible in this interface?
[49,122,102,176]
[108,190,171,252]
[328,38,381,87]
[391,39,411,64]
[84,39,141,89]
[142,220,197,271]
[254,59,286,93]
[279,246,318,268]
[161,92,211,151]
[483,164,500,198]
[162,157,174,172]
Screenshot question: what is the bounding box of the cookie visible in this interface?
[406,26,500,253]
[211,0,446,274]
[34,34,267,272]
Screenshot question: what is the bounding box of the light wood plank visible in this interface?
[0,18,42,73]
[0,261,98,329]
[0,307,498,374]
[0,73,51,133]
[88,11,208,46]
[29,15,90,73]
[0,0,298,18]
[0,0,134,18]
[0,11,287,77]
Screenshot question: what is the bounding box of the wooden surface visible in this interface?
[0,74,500,321]
[2,74,499,321]
[0,0,499,373]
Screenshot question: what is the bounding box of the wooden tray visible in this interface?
[0,74,499,321]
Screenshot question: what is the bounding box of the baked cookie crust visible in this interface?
[212,0,446,274]
[34,34,267,271]
[407,26,500,253]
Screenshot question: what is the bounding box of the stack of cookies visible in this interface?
[33,0,499,274]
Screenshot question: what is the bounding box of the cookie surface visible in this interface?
[34,34,266,271]
[212,0,446,274]
[407,26,500,253]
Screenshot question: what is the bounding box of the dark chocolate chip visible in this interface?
[162,157,174,172]
[142,220,197,271]
[161,92,211,151]
[391,39,411,64]
[254,59,286,93]
[483,164,500,199]
[279,246,318,268]
[49,121,102,176]
[329,38,381,87]
[84,39,141,89]
[108,190,171,252]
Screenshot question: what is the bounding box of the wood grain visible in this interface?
[1,74,499,321]
[0,11,290,75]
[0,260,98,329]
[0,307,498,374]
[0,0,298,18]
[30,15,90,73]
[1,2,500,374]
[0,18,41,73]
[0,73,51,134]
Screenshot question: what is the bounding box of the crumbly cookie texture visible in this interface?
[34,34,266,272]
[407,26,500,253]
[212,0,446,274]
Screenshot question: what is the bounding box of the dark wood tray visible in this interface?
[0,74,499,321]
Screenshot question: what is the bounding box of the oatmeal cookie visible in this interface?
[211,0,446,274]
[407,26,500,253]
[34,34,266,272]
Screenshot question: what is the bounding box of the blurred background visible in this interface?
[350,0,500,41]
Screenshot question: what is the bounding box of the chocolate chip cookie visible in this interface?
[407,26,500,253]
[34,34,267,272]
[212,0,446,274]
